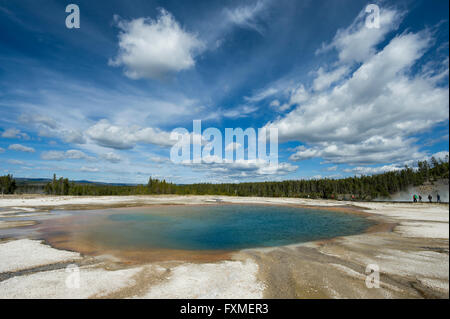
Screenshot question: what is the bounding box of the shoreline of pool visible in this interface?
[0,195,448,298]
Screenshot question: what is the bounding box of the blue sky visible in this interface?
[0,0,448,184]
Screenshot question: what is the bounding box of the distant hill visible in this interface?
[15,178,51,184]
[15,177,136,186]
[14,178,137,194]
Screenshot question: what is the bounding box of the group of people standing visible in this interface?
[413,193,441,203]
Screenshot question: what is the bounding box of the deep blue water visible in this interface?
[81,205,374,251]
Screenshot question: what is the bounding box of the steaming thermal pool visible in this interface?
[40,205,375,251]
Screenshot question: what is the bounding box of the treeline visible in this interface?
[64,178,176,196]
[3,157,447,199]
[36,156,448,200]
[44,174,71,195]
[0,174,16,194]
[175,157,449,200]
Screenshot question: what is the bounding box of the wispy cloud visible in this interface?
[7,159,25,165]
[224,0,269,35]
[41,150,95,161]
[8,144,35,153]
[80,166,100,172]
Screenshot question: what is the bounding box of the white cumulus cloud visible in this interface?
[86,119,174,150]
[264,8,448,166]
[110,9,204,80]
[183,158,297,180]
[1,128,29,139]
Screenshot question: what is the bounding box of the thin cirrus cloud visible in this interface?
[7,159,25,165]
[223,0,269,35]
[41,150,95,161]
[80,166,100,173]
[149,156,169,163]
[40,149,123,164]
[109,9,205,80]
[221,105,258,119]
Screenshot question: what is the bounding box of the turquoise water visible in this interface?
[79,205,374,251]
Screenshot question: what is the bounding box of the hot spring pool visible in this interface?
[42,205,374,251]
